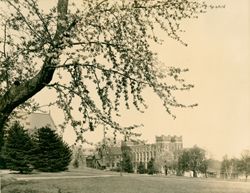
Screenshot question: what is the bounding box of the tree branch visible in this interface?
[3,21,7,58]
[5,0,43,39]
[50,62,148,85]
[24,0,53,43]
[0,0,69,120]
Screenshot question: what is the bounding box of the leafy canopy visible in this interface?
[178,146,207,177]
[0,0,221,142]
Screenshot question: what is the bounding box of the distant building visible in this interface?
[93,135,183,172]
[129,135,183,171]
[17,112,57,133]
[207,159,221,178]
[105,146,122,169]
[71,146,95,168]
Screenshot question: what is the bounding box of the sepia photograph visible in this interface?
[0,0,249,192]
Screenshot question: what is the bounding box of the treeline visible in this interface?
[92,143,210,177]
[92,142,250,180]
[221,152,250,180]
[142,146,250,180]
[135,146,208,177]
[0,122,72,173]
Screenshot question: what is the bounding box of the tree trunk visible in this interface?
[0,0,69,148]
[193,170,197,177]
[165,166,168,175]
[0,112,11,149]
[0,57,56,148]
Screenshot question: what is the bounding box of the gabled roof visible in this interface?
[18,112,57,133]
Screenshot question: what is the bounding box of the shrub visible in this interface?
[147,158,156,175]
[137,162,146,174]
[72,158,79,168]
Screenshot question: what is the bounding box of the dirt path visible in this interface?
[16,174,119,181]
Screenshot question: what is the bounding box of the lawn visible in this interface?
[2,169,250,193]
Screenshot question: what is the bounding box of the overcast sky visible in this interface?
[34,0,250,160]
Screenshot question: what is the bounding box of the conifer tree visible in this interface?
[147,158,156,175]
[137,161,146,174]
[32,126,72,172]
[3,122,33,173]
[0,155,6,169]
[121,144,133,173]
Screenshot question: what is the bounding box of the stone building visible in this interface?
[104,135,183,172]
[129,135,183,171]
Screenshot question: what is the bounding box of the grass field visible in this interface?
[2,168,250,193]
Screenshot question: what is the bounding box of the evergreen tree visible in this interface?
[0,155,6,169]
[121,154,133,173]
[32,126,72,172]
[121,144,133,173]
[3,122,33,173]
[0,130,6,169]
[147,158,156,175]
[137,162,146,174]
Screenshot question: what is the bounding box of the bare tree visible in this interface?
[221,155,240,179]
[155,150,177,175]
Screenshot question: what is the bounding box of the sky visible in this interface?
[34,0,250,160]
